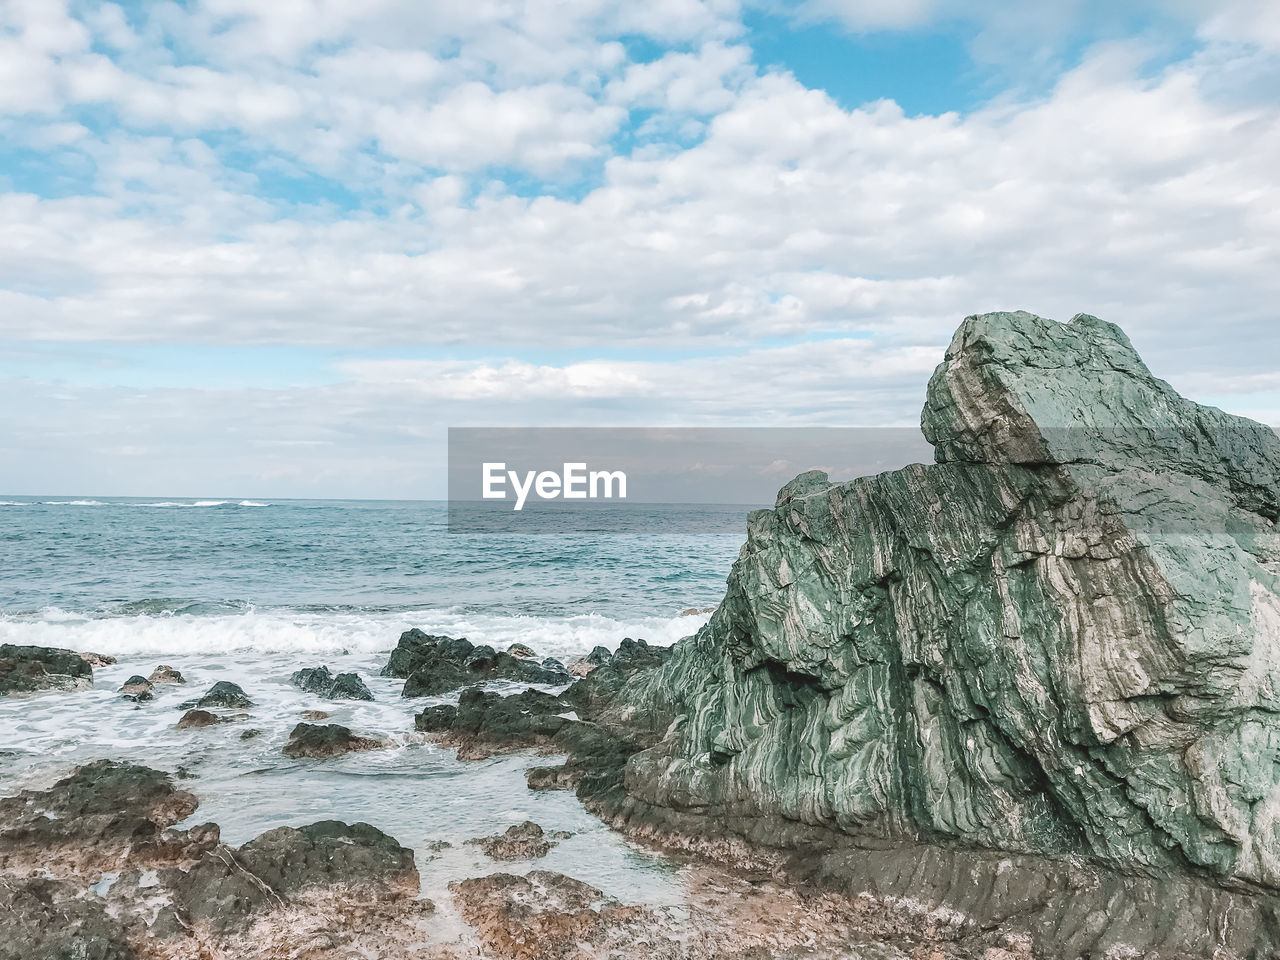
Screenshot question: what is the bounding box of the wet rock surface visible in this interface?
[0,760,204,877]
[176,708,248,729]
[0,762,434,959]
[147,664,185,684]
[181,679,253,710]
[467,820,556,861]
[383,629,569,697]
[290,664,375,701]
[119,675,154,701]
[0,643,94,696]
[282,721,388,758]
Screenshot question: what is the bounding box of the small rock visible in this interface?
[467,820,555,861]
[239,728,262,740]
[148,664,185,684]
[79,651,117,667]
[282,722,388,759]
[290,665,375,701]
[507,642,537,659]
[119,675,154,701]
[177,709,248,729]
[300,709,330,720]
[181,680,252,710]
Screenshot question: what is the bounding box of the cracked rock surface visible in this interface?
[555,311,1280,959]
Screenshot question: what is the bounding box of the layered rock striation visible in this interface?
[569,312,1280,958]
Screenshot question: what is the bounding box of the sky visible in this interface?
[1,0,1278,499]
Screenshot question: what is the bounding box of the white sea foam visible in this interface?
[238,500,269,507]
[41,499,106,506]
[0,607,709,659]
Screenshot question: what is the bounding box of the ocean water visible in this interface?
[0,497,751,911]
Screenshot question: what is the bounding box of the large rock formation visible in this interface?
[577,312,1280,958]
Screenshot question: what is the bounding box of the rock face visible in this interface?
[574,312,1280,958]
[383,629,570,696]
[0,643,94,695]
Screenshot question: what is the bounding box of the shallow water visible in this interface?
[0,646,698,908]
[0,498,742,912]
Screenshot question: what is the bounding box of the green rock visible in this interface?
[602,311,1280,954]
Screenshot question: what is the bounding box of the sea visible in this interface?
[0,496,752,915]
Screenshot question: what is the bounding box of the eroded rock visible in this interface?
[0,643,94,696]
[148,664,185,684]
[383,629,569,697]
[290,664,375,701]
[559,311,1280,959]
[467,821,555,861]
[282,722,388,758]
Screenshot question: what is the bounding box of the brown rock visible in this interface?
[467,821,555,861]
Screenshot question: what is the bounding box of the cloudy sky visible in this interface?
[2,0,1278,498]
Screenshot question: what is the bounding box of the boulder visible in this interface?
[507,642,537,659]
[0,643,94,696]
[567,311,1280,959]
[167,820,417,935]
[282,722,388,759]
[147,664,185,684]
[0,760,204,876]
[383,629,569,697]
[466,820,555,861]
[176,709,248,729]
[289,664,375,701]
[182,680,252,709]
[119,675,153,701]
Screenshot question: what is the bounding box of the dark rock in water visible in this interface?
[282,722,387,759]
[413,702,458,732]
[176,708,248,729]
[385,629,569,697]
[444,687,576,760]
[167,820,418,935]
[290,664,375,701]
[0,643,94,696]
[180,679,252,710]
[239,728,262,740]
[119,675,153,701]
[507,642,536,659]
[557,311,1280,959]
[2,876,138,960]
[466,820,555,861]
[585,645,612,665]
[541,656,565,672]
[0,760,203,876]
[299,708,329,720]
[381,628,469,676]
[147,664,185,684]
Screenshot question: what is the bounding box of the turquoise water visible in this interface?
[0,496,749,907]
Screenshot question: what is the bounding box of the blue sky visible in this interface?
[1,0,1278,497]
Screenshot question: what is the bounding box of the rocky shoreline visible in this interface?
[5,311,1279,959]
